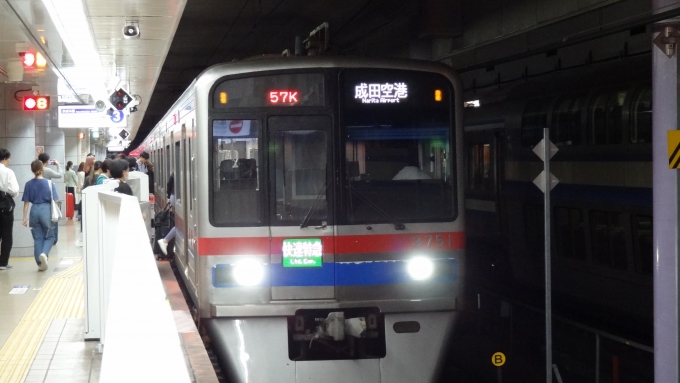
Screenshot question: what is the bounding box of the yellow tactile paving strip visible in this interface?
[0,261,85,383]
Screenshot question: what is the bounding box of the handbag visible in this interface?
[48,180,61,222]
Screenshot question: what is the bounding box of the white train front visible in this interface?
[138,56,465,383]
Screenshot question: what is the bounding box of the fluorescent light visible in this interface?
[42,0,107,101]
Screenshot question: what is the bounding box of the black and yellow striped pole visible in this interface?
[668,131,680,169]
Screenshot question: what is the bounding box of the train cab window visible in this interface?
[632,215,652,275]
[467,143,494,191]
[521,98,551,147]
[589,211,627,270]
[272,128,328,224]
[554,207,586,261]
[589,91,626,145]
[630,87,652,144]
[340,69,455,223]
[211,120,261,226]
[551,97,583,146]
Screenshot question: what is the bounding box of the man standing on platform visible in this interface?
[0,149,19,270]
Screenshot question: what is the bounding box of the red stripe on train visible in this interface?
[197,232,465,256]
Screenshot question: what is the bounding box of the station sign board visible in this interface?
[58,105,127,128]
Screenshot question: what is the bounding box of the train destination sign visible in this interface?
[282,238,323,268]
[355,82,408,104]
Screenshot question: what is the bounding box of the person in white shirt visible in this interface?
[0,149,19,270]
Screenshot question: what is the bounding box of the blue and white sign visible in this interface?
[58,105,127,128]
[110,110,125,124]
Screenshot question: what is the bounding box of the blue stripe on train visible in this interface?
[212,258,458,288]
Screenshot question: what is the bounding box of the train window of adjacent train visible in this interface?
[523,204,544,259]
[551,97,582,146]
[590,211,627,270]
[589,91,625,145]
[630,88,652,144]
[632,215,652,275]
[521,98,550,147]
[467,143,493,191]
[211,120,261,226]
[554,207,586,261]
[273,129,328,224]
[175,142,181,202]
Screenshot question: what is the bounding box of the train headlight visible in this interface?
[233,260,265,286]
[407,257,434,281]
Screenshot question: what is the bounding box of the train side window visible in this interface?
[166,145,171,184]
[630,88,652,144]
[523,204,544,259]
[554,207,586,261]
[551,97,582,146]
[467,143,494,191]
[632,215,652,275]
[521,99,550,147]
[589,91,625,145]
[188,138,193,211]
[589,210,627,270]
[175,141,181,202]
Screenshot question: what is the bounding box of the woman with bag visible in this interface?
[21,160,59,271]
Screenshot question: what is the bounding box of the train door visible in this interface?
[175,125,188,269]
[267,115,335,300]
[186,119,198,291]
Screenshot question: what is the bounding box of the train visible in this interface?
[463,56,653,338]
[135,56,465,383]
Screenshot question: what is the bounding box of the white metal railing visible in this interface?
[82,179,190,383]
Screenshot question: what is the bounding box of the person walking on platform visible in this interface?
[0,149,19,270]
[76,162,85,220]
[22,160,58,271]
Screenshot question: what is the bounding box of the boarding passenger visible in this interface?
[0,149,19,270]
[22,160,58,271]
[157,173,175,256]
[110,160,133,196]
[136,151,150,174]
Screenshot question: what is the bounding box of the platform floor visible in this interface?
[0,219,100,383]
[0,219,219,383]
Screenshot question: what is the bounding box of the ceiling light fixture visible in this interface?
[41,0,107,101]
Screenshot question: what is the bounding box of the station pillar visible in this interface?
[652,1,680,381]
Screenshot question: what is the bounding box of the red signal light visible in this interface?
[23,96,50,110]
[22,53,35,68]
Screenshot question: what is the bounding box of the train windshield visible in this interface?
[340,69,456,223]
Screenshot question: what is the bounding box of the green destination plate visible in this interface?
[282,238,323,268]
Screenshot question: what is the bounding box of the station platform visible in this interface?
[0,220,218,383]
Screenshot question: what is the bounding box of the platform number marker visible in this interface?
[9,285,29,294]
[492,352,506,367]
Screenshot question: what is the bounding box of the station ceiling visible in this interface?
[129,0,425,149]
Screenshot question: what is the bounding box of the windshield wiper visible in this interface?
[345,183,406,230]
[300,181,329,228]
